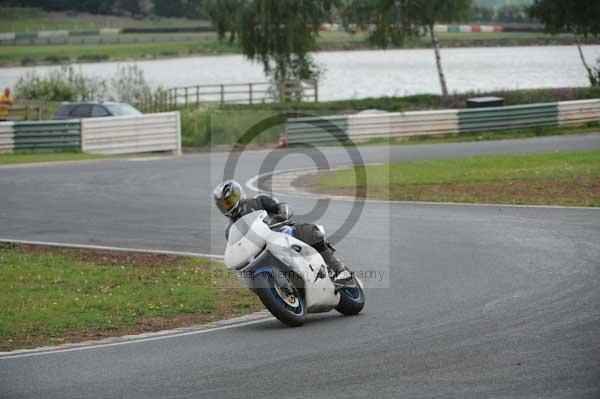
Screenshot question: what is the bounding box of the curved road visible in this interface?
[1,134,600,398]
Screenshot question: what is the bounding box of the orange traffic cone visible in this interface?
[278,134,287,149]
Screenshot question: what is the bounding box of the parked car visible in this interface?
[53,102,142,120]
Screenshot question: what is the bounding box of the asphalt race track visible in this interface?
[1,135,600,398]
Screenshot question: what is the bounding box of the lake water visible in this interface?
[1,45,599,100]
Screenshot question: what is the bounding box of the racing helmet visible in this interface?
[214,180,245,218]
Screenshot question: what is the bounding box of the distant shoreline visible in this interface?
[2,37,600,69]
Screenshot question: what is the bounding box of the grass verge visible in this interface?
[360,123,600,147]
[0,7,212,33]
[0,151,130,165]
[0,244,262,351]
[296,150,600,207]
[0,40,239,66]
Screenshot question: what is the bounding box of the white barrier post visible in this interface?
[175,111,182,156]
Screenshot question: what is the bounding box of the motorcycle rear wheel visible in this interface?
[254,266,306,327]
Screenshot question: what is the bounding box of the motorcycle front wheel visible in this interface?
[335,277,365,316]
[254,266,306,327]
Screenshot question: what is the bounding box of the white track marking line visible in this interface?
[0,238,224,259]
[246,167,323,193]
[246,168,600,211]
[0,317,273,360]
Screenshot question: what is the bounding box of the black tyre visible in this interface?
[335,278,365,316]
[254,266,306,327]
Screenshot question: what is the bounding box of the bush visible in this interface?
[43,55,70,64]
[15,65,107,102]
[589,58,600,87]
[14,63,167,106]
[77,54,109,62]
[20,57,35,66]
[110,64,166,108]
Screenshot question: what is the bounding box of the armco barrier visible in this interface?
[286,115,348,145]
[81,112,181,155]
[558,99,600,125]
[99,28,122,35]
[0,122,14,153]
[347,110,459,141]
[12,120,81,152]
[0,32,16,40]
[38,30,69,38]
[286,99,600,144]
[458,103,559,132]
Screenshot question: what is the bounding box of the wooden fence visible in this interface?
[164,80,318,109]
[1,105,45,121]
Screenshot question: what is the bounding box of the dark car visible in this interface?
[53,102,142,120]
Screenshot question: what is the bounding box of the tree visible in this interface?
[342,0,413,48]
[237,0,339,101]
[349,0,472,96]
[205,0,242,43]
[151,0,205,18]
[409,0,472,96]
[530,0,600,86]
[469,5,495,22]
[495,4,530,23]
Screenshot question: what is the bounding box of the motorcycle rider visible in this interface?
[214,180,352,284]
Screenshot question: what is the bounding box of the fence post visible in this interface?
[249,83,253,105]
[220,84,225,103]
[314,80,318,103]
[185,87,188,106]
[196,85,200,105]
[279,81,285,103]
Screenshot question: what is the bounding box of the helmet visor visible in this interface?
[215,185,242,216]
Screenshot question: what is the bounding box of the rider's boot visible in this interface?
[319,244,353,285]
[294,223,353,285]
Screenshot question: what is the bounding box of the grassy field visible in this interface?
[0,40,238,66]
[0,244,262,350]
[0,7,210,33]
[301,150,600,207]
[0,151,130,165]
[0,7,98,32]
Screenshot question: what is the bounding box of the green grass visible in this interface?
[0,7,210,33]
[0,40,238,66]
[309,150,600,206]
[320,150,600,187]
[1,19,98,33]
[360,123,600,146]
[319,31,587,50]
[0,245,261,350]
[0,151,124,165]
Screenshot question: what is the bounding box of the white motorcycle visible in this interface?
[224,210,365,326]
